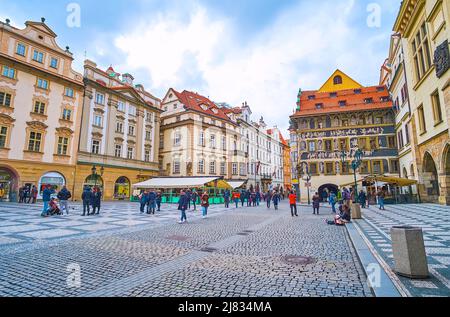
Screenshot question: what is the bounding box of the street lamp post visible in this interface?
[341,149,363,202]
[300,164,312,205]
[91,165,105,188]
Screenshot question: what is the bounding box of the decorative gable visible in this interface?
[318,70,363,93]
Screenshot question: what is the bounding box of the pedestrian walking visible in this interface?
[240,190,246,207]
[312,192,320,215]
[330,192,337,214]
[186,189,192,210]
[289,191,298,217]
[139,190,149,213]
[30,185,38,204]
[377,187,386,210]
[273,191,280,210]
[178,190,189,224]
[41,185,54,216]
[266,190,272,209]
[18,186,24,203]
[224,189,231,208]
[81,186,93,216]
[23,186,30,204]
[201,191,209,219]
[191,190,199,211]
[156,190,162,212]
[57,186,72,215]
[147,190,157,214]
[255,190,261,206]
[91,186,102,215]
[358,190,367,208]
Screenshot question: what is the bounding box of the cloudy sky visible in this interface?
[1,0,401,135]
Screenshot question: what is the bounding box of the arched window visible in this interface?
[333,75,343,85]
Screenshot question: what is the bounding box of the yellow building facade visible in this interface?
[0,18,83,201]
[393,0,450,204]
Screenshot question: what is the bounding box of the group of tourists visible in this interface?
[81,186,102,216]
[177,189,210,224]
[18,185,38,204]
[40,185,72,217]
[139,190,163,214]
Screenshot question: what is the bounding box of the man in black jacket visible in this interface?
[81,186,93,216]
[57,186,72,215]
[91,186,102,215]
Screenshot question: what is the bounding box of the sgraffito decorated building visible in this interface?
[289,70,400,202]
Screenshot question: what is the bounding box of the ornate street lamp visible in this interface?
[91,165,104,188]
[341,149,364,202]
[301,164,312,205]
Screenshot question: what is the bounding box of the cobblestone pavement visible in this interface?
[0,200,372,297]
[357,204,450,297]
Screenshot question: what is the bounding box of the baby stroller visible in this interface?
[48,198,62,216]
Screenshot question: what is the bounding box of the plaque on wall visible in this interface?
[435,40,450,78]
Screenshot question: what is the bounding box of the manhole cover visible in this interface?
[166,235,190,242]
[200,247,218,253]
[237,232,249,236]
[281,256,316,265]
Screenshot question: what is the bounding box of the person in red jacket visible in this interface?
[232,191,240,209]
[201,191,210,219]
[289,191,298,217]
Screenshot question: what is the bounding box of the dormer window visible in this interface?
[354,89,362,94]
[330,92,337,98]
[377,86,385,92]
[308,95,315,100]
[212,108,218,114]
[200,104,208,111]
[364,98,374,104]
[380,96,390,102]
[339,100,347,107]
[315,103,323,109]
[333,75,343,85]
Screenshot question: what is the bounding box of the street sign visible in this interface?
[305,182,311,187]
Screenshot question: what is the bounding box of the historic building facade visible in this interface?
[380,33,419,196]
[392,0,450,204]
[290,70,399,202]
[159,89,247,182]
[0,18,83,201]
[77,60,162,200]
[281,133,291,192]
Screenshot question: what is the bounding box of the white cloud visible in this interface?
[109,0,393,134]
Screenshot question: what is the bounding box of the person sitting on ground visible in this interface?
[47,198,62,216]
[340,204,351,222]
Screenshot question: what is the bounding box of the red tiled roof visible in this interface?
[171,90,235,123]
[291,85,392,118]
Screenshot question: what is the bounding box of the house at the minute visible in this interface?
[289,70,399,203]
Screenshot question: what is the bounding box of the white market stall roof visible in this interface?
[227,180,247,189]
[132,177,231,189]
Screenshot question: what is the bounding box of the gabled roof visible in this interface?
[111,86,156,107]
[318,69,363,93]
[167,89,235,123]
[25,20,57,38]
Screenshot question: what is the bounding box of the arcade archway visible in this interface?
[318,184,338,202]
[0,165,19,202]
[423,152,439,202]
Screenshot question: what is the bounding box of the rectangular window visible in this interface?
[240,163,246,176]
[57,137,69,155]
[397,130,404,149]
[173,161,181,174]
[62,108,72,121]
[94,115,102,127]
[220,162,226,175]
[16,43,26,56]
[2,66,16,79]
[174,133,181,146]
[91,140,100,154]
[222,135,226,151]
[28,132,42,152]
[390,160,400,174]
[50,57,58,69]
[128,125,135,136]
[308,140,316,152]
[210,134,216,148]
[198,160,205,174]
[372,161,382,175]
[116,122,123,133]
[210,161,216,175]
[115,144,122,158]
[128,105,136,116]
[127,147,134,160]
[144,150,150,162]
[405,123,410,144]
[431,90,443,124]
[32,50,44,63]
[0,92,12,107]
[309,163,318,175]
[95,93,104,105]
[358,138,368,151]
[418,105,426,134]
[37,78,49,90]
[360,161,370,174]
[34,101,46,115]
[339,139,348,151]
[117,101,125,112]
[232,163,238,175]
[325,162,334,175]
[341,162,349,174]
[199,131,205,147]
[388,135,396,149]
[0,126,7,148]
[64,87,74,98]
[145,130,152,141]
[412,23,432,82]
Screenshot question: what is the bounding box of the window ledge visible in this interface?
[30,112,48,119]
[53,154,71,158]
[23,150,43,154]
[413,66,435,91]
[434,120,444,127]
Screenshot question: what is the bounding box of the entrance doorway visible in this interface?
[318,184,338,202]
[114,177,130,200]
[423,152,440,202]
[0,166,19,202]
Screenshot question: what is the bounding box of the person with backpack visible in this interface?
[178,190,189,224]
[57,186,72,215]
[272,191,281,210]
[201,191,210,219]
[147,190,157,215]
[139,190,149,213]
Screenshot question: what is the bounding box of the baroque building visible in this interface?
[290,70,399,202]
[0,18,83,201]
[76,60,162,200]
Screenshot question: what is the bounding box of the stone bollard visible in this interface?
[351,203,362,219]
[391,226,429,279]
